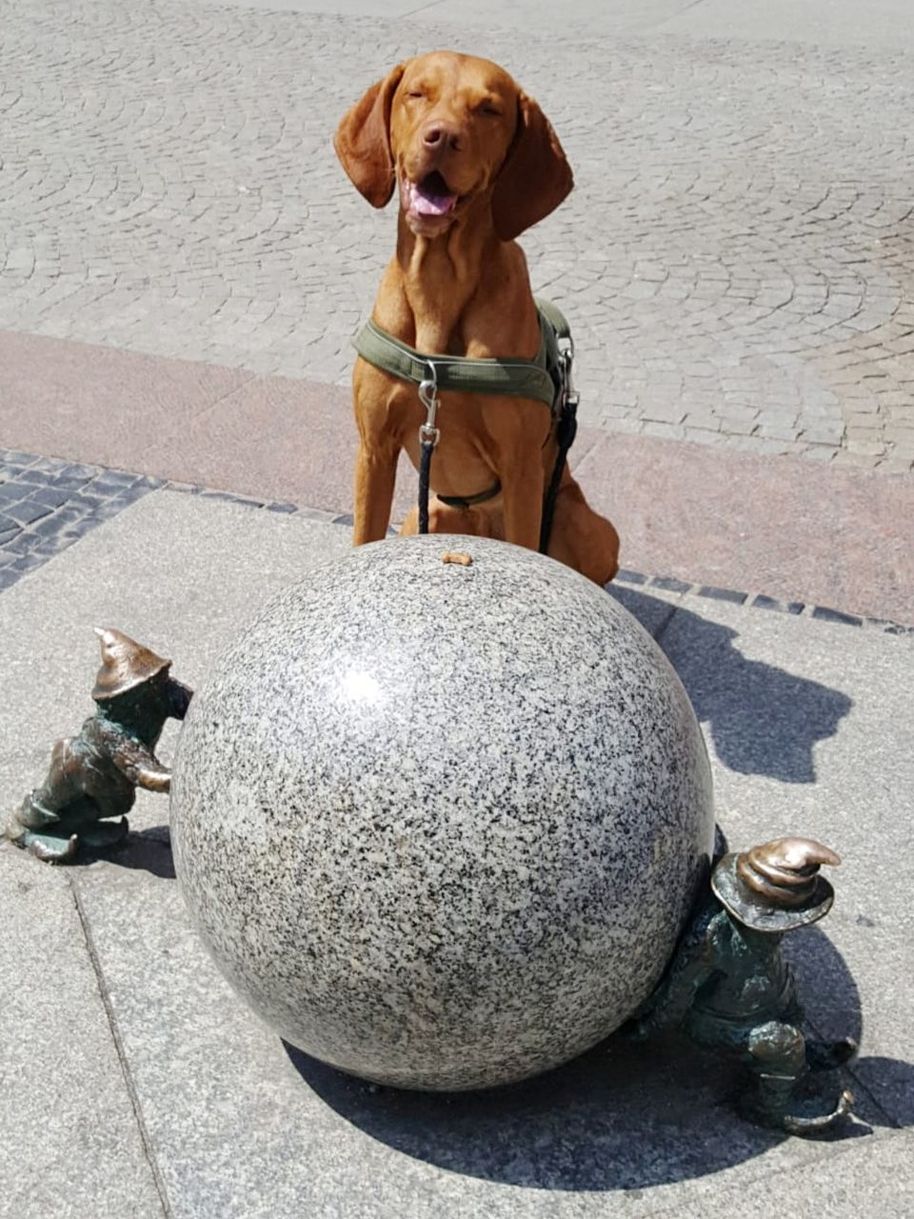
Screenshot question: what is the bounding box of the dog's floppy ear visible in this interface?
[334,64,407,208]
[491,92,573,241]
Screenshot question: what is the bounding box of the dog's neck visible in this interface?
[378,199,539,359]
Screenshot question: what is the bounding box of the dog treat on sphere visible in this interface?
[171,536,714,1091]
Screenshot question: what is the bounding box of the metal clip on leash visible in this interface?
[559,332,578,416]
[418,362,440,535]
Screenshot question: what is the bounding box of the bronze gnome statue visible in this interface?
[5,628,192,863]
[629,836,856,1135]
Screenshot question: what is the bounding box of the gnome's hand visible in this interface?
[136,766,171,794]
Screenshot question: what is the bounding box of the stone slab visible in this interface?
[655,0,914,49]
[5,330,912,624]
[607,579,686,640]
[653,1129,914,1219]
[141,372,417,523]
[0,846,166,1219]
[209,0,693,32]
[659,592,914,1128]
[0,491,351,839]
[1,490,908,1215]
[72,862,885,1219]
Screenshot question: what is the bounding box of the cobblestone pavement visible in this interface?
[1,0,913,470]
[0,454,159,591]
[0,449,322,592]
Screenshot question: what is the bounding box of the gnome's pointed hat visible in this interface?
[712,837,840,933]
[92,627,171,701]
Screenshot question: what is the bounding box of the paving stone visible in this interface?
[2,499,53,526]
[55,462,103,481]
[0,847,167,1219]
[28,485,72,508]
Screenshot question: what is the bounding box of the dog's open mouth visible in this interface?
[404,171,459,218]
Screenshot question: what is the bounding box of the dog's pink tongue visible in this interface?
[410,180,457,217]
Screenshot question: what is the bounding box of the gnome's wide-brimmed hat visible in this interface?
[712,837,840,933]
[92,627,171,701]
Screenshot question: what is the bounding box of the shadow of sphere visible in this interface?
[283,924,862,1191]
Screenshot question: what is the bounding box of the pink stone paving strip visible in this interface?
[575,431,914,625]
[1,329,911,623]
[0,329,254,470]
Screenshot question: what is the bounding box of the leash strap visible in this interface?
[418,438,435,534]
[539,311,578,554]
[417,369,440,535]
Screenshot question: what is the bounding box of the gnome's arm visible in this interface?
[167,678,193,720]
[106,730,172,793]
[628,902,722,1038]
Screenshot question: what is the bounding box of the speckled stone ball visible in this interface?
[171,535,714,1091]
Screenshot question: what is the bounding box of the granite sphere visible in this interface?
[171,535,714,1091]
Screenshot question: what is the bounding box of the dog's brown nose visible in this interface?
[422,122,460,152]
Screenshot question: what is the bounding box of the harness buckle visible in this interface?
[557,337,577,409]
[418,362,441,448]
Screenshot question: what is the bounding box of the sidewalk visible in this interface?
[2,0,913,1212]
[1,489,911,1218]
[4,0,914,470]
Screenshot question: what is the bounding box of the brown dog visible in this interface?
[334,51,620,584]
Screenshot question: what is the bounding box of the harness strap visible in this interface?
[352,300,576,552]
[353,315,557,410]
[438,480,502,509]
[534,297,572,344]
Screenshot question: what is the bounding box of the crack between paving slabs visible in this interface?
[637,1127,902,1219]
[71,878,175,1219]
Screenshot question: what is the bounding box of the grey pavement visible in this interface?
[1,491,911,1217]
[2,0,914,469]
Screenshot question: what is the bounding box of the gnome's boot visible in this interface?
[7,790,126,863]
[740,1068,798,1130]
[79,816,130,851]
[781,1085,854,1135]
[741,1020,854,1135]
[742,1068,852,1134]
[806,1037,858,1072]
[6,797,79,863]
[745,1019,857,1131]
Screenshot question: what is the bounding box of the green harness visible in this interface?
[352,299,578,551]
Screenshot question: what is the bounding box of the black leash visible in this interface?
[418,435,435,534]
[538,340,579,554]
[539,391,578,554]
[418,370,440,536]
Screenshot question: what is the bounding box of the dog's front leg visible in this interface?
[353,438,398,545]
[500,451,545,554]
